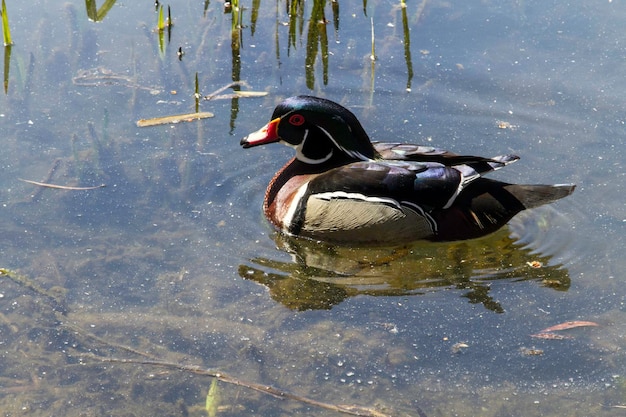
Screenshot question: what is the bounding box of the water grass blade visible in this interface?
[157,4,165,31]
[331,0,339,34]
[156,4,166,55]
[86,0,97,20]
[194,72,200,113]
[95,0,117,21]
[1,0,13,46]
[85,0,117,22]
[320,9,329,85]
[401,0,414,91]
[370,17,375,61]
[368,18,375,105]
[136,111,214,127]
[203,0,209,17]
[205,378,220,417]
[3,43,9,93]
[157,27,166,56]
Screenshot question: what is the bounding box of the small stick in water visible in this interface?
[19,178,106,190]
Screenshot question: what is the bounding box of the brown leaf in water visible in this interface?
[539,321,599,333]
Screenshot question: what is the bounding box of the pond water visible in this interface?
[0,0,624,416]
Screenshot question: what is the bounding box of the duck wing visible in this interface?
[373,142,519,166]
[308,160,469,210]
[289,159,512,243]
[294,158,573,243]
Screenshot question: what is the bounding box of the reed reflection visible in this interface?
[228,0,243,131]
[85,0,116,22]
[270,0,412,91]
[3,44,9,94]
[239,229,570,311]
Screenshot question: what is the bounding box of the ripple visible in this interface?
[507,203,598,271]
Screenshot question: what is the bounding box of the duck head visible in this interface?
[241,96,379,164]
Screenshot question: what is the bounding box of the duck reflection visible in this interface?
[238,229,570,311]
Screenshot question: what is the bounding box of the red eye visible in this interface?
[288,114,305,126]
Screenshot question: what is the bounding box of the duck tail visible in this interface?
[503,183,576,209]
[431,180,575,241]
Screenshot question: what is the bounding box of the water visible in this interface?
[0,0,624,416]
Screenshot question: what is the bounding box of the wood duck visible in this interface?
[241,95,575,245]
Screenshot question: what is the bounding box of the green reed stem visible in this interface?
[1,0,13,46]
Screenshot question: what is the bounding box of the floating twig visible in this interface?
[26,159,61,201]
[202,81,267,101]
[136,111,214,127]
[19,178,106,190]
[136,81,266,127]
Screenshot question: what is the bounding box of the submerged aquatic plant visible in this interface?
[205,378,220,417]
[1,0,12,46]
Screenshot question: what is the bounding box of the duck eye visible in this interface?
[288,114,305,126]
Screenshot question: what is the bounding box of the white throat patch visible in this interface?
[289,129,334,164]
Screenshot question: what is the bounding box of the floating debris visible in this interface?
[137,82,266,127]
[202,81,268,101]
[73,67,161,93]
[531,320,599,340]
[136,111,214,127]
[496,120,517,130]
[19,178,106,190]
[530,332,572,340]
[520,347,544,356]
[451,342,469,354]
[204,89,267,101]
[539,321,599,333]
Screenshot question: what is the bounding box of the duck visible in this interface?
[240,95,575,245]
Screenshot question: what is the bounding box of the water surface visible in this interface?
[0,0,624,416]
